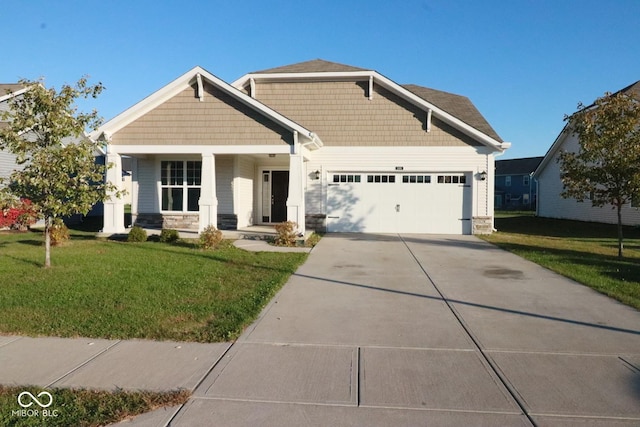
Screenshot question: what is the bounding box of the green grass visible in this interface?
[480,215,640,309]
[0,229,308,342]
[0,385,189,427]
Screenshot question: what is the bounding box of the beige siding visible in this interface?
[255,81,482,147]
[537,134,640,225]
[113,82,293,146]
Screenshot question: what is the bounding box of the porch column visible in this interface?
[287,138,306,234]
[199,153,218,232]
[103,153,125,234]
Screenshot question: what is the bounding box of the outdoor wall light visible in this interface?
[479,171,488,181]
[313,170,321,180]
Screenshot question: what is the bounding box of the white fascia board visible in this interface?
[107,144,293,155]
[0,87,29,103]
[533,124,570,179]
[92,66,319,148]
[234,70,505,152]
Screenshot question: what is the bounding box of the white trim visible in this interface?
[257,166,289,224]
[0,87,29,103]
[426,108,432,132]
[250,78,256,98]
[108,144,294,155]
[233,70,506,152]
[533,124,570,179]
[196,73,204,102]
[368,75,373,101]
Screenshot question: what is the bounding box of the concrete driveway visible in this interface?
[172,234,640,426]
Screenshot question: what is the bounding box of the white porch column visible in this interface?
[103,153,125,234]
[199,153,218,232]
[287,135,306,234]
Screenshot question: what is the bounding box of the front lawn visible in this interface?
[481,215,640,310]
[0,230,307,342]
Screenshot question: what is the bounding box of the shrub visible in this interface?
[160,228,180,243]
[49,218,70,246]
[127,225,148,242]
[200,225,223,250]
[0,198,38,231]
[274,221,299,247]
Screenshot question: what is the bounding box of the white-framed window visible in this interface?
[505,176,511,186]
[161,160,202,212]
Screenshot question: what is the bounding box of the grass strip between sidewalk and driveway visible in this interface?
[480,212,640,310]
[0,230,308,342]
[0,385,189,427]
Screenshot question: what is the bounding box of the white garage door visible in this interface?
[326,172,472,234]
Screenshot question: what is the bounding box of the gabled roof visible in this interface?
[92,66,322,149]
[234,59,509,152]
[403,84,502,142]
[253,59,369,74]
[496,156,543,175]
[0,84,27,103]
[534,79,640,178]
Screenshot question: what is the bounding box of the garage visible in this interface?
[326,172,472,234]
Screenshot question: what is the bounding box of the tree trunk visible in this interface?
[617,203,624,258]
[44,216,51,268]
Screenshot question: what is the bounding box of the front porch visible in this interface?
[102,147,315,236]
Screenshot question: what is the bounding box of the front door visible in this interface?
[271,171,289,223]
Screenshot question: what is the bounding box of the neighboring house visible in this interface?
[0,84,28,184]
[92,59,510,235]
[534,80,640,225]
[1,82,106,219]
[495,156,543,210]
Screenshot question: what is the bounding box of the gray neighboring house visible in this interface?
[0,83,106,219]
[494,156,543,210]
[534,80,640,225]
[0,84,28,185]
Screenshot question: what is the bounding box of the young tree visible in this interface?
[559,90,640,258]
[0,77,119,267]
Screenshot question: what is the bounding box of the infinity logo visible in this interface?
[17,391,53,408]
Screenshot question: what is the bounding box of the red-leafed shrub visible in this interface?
[0,198,38,231]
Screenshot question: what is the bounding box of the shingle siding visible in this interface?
[254,81,482,147]
[113,82,293,146]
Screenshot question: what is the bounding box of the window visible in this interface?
[333,174,361,183]
[523,175,530,186]
[161,160,202,212]
[367,175,395,183]
[402,175,431,183]
[505,176,511,187]
[437,175,467,184]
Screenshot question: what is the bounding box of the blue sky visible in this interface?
[2,0,639,159]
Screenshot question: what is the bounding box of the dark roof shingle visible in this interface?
[403,84,503,142]
[253,59,369,74]
[495,157,544,175]
[0,84,24,97]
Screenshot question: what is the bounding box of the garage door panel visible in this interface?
[327,173,471,234]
